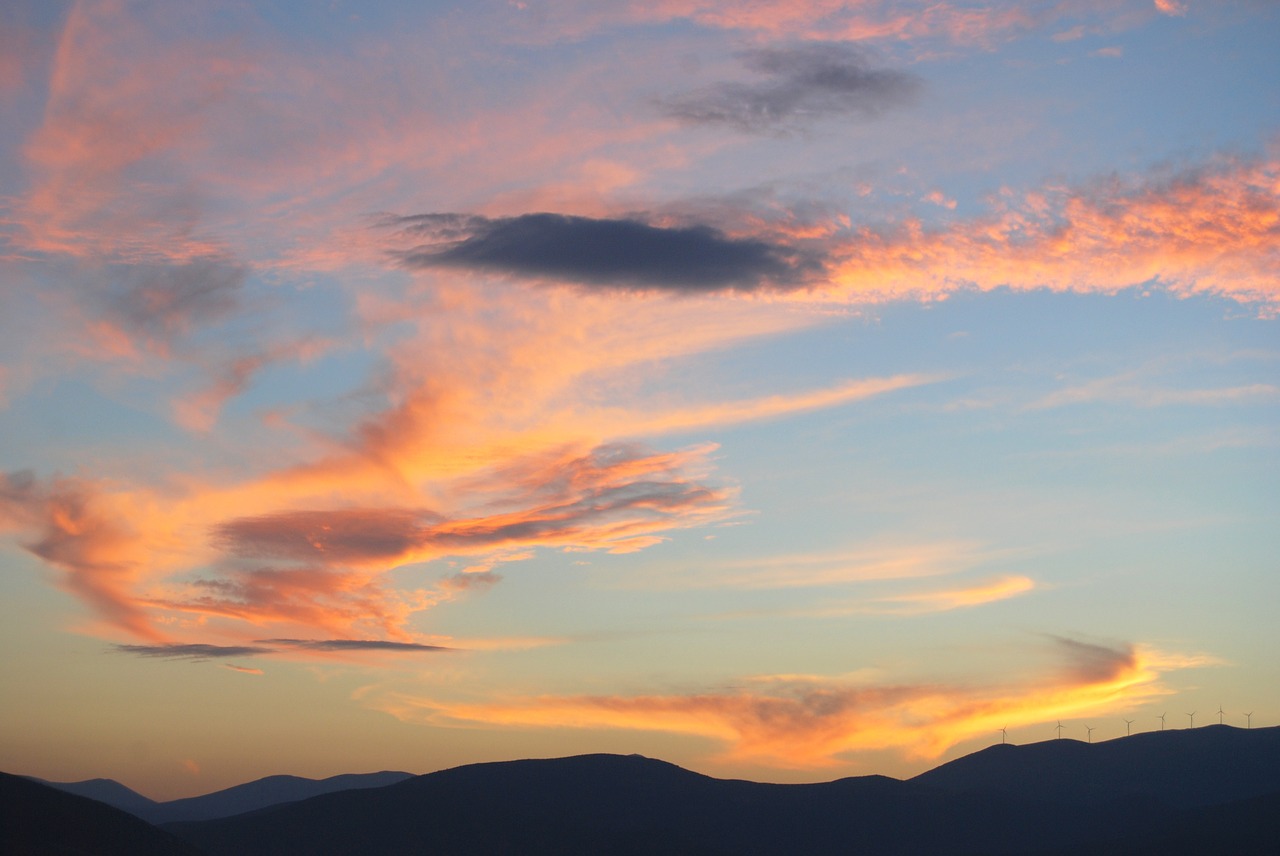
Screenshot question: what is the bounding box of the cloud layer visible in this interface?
[371,638,1213,769]
[659,43,921,133]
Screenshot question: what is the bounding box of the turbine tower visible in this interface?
[1187,711,1196,729]
[1055,720,1064,739]
[1245,711,1253,729]
[1000,726,1008,745]
[1124,718,1134,736]
[1158,713,1166,731]
[1217,705,1225,725]
[1086,725,1095,744]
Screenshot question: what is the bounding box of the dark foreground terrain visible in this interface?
[5,724,1278,855]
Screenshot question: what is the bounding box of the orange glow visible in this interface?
[371,641,1210,770]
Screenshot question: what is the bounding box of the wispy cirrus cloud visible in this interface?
[222,664,264,675]
[512,0,1143,50]
[821,152,1280,311]
[850,575,1036,616]
[658,43,921,133]
[368,637,1215,769]
[1031,377,1279,410]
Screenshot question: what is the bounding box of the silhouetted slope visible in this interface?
[139,770,414,823]
[166,754,1148,856]
[912,724,1280,809]
[35,769,414,824]
[33,775,161,817]
[1138,789,1280,856]
[0,772,204,856]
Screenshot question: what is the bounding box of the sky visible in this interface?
[0,0,1277,800]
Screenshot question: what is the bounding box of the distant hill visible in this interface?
[167,728,1280,856]
[0,772,203,856]
[912,723,1280,808]
[37,770,414,824]
[31,775,161,817]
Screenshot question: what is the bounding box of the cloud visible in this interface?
[658,43,921,133]
[214,445,730,566]
[13,1,251,261]
[114,643,275,660]
[89,257,249,359]
[1154,0,1188,16]
[519,0,1059,50]
[258,638,453,653]
[222,664,264,675]
[369,637,1210,769]
[0,471,158,640]
[616,541,1000,592]
[821,152,1280,311]
[846,575,1036,616]
[391,213,820,291]
[1030,374,1279,410]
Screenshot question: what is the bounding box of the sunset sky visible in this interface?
[1,0,1277,800]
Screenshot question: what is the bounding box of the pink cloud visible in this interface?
[820,153,1280,311]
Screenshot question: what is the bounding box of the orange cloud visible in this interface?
[820,153,1280,311]
[614,541,1002,591]
[858,575,1036,615]
[221,664,264,675]
[371,639,1213,769]
[0,441,733,645]
[17,0,251,261]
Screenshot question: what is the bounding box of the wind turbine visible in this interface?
[1000,726,1008,745]
[1086,725,1095,744]
[1124,718,1135,736]
[1187,711,1196,729]
[1055,720,1064,739]
[1245,711,1253,729]
[1158,713,1166,731]
[1217,705,1225,725]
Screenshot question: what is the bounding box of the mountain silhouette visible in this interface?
[29,775,162,816]
[36,770,413,824]
[0,772,203,856]
[165,727,1280,856]
[9,725,1278,855]
[912,723,1280,809]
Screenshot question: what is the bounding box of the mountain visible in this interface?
[0,772,204,856]
[37,770,414,824]
[138,771,415,823]
[911,723,1280,808]
[31,775,161,817]
[166,728,1280,856]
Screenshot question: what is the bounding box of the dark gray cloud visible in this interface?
[1050,636,1135,683]
[259,638,452,652]
[213,508,444,563]
[212,481,722,564]
[388,212,819,291]
[105,256,248,345]
[659,43,920,133]
[114,639,451,659]
[114,643,275,660]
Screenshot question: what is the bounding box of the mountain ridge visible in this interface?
[10,726,1278,855]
